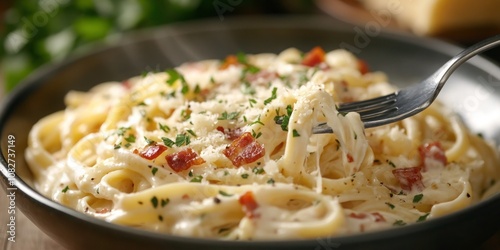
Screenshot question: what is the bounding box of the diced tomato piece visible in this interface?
[419,142,447,170]
[302,46,326,67]
[392,166,424,191]
[217,126,243,140]
[220,55,239,70]
[358,59,370,74]
[137,144,168,160]
[239,191,259,218]
[222,132,265,167]
[166,148,205,172]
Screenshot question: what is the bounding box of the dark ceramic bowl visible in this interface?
[1,16,499,250]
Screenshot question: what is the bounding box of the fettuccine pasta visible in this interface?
[26,47,500,239]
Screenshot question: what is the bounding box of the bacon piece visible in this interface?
[245,70,279,84]
[166,148,205,172]
[346,153,354,163]
[358,59,370,75]
[419,141,447,170]
[302,46,326,67]
[220,55,239,70]
[371,212,386,222]
[349,212,367,219]
[392,167,424,191]
[239,191,259,218]
[222,132,265,167]
[136,143,168,160]
[216,126,243,140]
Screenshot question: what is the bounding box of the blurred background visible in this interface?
[2,0,500,94]
[0,1,499,249]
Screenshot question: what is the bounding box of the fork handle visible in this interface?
[435,35,500,92]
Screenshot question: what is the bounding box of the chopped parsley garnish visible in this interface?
[125,134,136,143]
[151,167,158,176]
[417,213,430,222]
[218,111,240,121]
[162,137,175,147]
[251,129,262,139]
[144,136,155,145]
[413,194,424,203]
[264,87,278,105]
[159,123,170,133]
[186,129,197,137]
[386,160,396,168]
[161,198,170,207]
[62,185,69,193]
[393,220,406,226]
[151,196,159,208]
[250,115,264,126]
[116,126,130,136]
[252,167,264,174]
[241,82,256,95]
[218,190,233,197]
[385,202,395,209]
[274,105,293,131]
[292,129,300,137]
[267,178,275,184]
[175,133,191,146]
[165,68,185,86]
[241,173,249,179]
[190,175,203,183]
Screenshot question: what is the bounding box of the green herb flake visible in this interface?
[218,111,240,121]
[417,213,430,222]
[292,129,300,137]
[190,175,203,183]
[413,194,424,203]
[62,186,69,193]
[218,190,233,197]
[161,198,170,207]
[144,137,155,145]
[252,167,264,174]
[387,160,396,168]
[241,173,249,179]
[187,129,197,137]
[175,133,190,146]
[166,68,185,86]
[385,202,395,209]
[151,167,158,176]
[159,123,170,133]
[264,87,278,105]
[162,137,175,147]
[125,134,136,143]
[151,196,159,208]
[267,178,275,184]
[393,220,406,226]
[251,129,262,139]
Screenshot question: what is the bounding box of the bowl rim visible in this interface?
[1,15,499,246]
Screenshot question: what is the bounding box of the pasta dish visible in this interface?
[26,47,500,239]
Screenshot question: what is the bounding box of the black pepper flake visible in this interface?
[466,193,471,198]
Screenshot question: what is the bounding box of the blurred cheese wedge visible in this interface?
[360,0,500,38]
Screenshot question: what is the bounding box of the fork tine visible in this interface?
[338,93,397,113]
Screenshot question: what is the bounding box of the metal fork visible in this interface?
[311,34,500,134]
